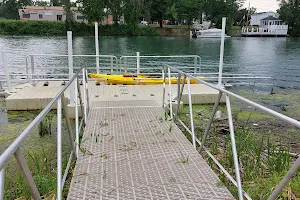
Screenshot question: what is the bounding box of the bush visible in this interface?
[0,20,158,36]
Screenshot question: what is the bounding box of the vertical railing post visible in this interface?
[61,93,76,155]
[0,153,5,200]
[25,56,29,80]
[124,57,128,74]
[77,78,85,126]
[110,56,113,74]
[83,69,87,122]
[95,22,100,74]
[175,72,181,119]
[14,148,41,200]
[175,74,186,119]
[162,67,166,108]
[57,97,62,200]
[194,56,197,73]
[199,57,201,73]
[85,68,90,113]
[218,17,226,87]
[67,31,75,106]
[30,55,35,86]
[168,67,173,119]
[136,52,140,74]
[187,77,196,148]
[226,95,243,200]
[75,77,79,157]
[1,52,12,92]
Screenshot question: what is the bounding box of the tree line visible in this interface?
[1,0,300,35]
[78,0,249,28]
[0,0,250,27]
[277,0,300,36]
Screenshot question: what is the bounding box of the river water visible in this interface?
[0,36,300,90]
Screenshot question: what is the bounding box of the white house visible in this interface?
[250,12,279,26]
[242,12,288,36]
[18,6,85,22]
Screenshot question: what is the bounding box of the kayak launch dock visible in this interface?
[5,81,225,111]
[1,21,296,200]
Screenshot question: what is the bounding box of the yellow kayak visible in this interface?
[89,73,204,85]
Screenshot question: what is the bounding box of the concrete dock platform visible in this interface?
[5,81,225,111]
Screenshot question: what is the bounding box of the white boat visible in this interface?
[196,28,231,38]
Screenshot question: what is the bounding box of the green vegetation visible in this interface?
[178,100,300,199]
[38,116,53,137]
[278,0,300,36]
[1,0,252,31]
[0,105,74,199]
[0,20,158,36]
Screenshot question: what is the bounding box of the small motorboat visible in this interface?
[195,28,231,38]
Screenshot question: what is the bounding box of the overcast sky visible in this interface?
[244,0,280,12]
[26,0,280,13]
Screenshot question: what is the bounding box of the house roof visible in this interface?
[21,6,78,11]
[252,11,276,16]
[261,16,280,21]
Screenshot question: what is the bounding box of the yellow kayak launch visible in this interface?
[89,73,204,85]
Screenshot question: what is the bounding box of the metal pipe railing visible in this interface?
[165,64,300,200]
[57,97,63,200]
[119,55,201,74]
[0,66,89,199]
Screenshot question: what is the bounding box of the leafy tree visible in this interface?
[62,0,74,30]
[177,0,202,24]
[51,0,62,6]
[165,3,178,21]
[234,7,256,26]
[149,0,168,27]
[123,0,142,27]
[203,0,245,28]
[77,0,108,23]
[278,0,300,36]
[35,1,48,6]
[0,0,32,19]
[107,0,123,25]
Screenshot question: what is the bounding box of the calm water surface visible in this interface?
[0,36,300,89]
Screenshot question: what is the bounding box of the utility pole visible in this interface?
[246,2,250,27]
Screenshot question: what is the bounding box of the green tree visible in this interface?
[149,0,168,27]
[177,0,202,24]
[165,3,178,21]
[77,0,108,23]
[203,0,245,28]
[123,0,142,27]
[62,0,74,30]
[234,7,256,26]
[278,0,300,36]
[107,0,123,25]
[0,0,32,19]
[51,0,62,6]
[35,1,48,6]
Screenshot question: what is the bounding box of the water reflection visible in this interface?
[0,36,299,89]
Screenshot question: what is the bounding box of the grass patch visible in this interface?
[178,102,300,199]
[1,109,74,199]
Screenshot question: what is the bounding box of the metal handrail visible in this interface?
[0,66,90,200]
[24,54,118,85]
[163,64,300,200]
[119,54,201,74]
